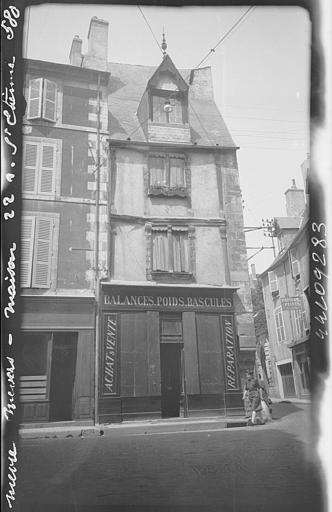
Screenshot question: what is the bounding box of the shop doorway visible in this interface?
[279,362,296,398]
[160,314,183,418]
[49,333,77,421]
[160,344,182,418]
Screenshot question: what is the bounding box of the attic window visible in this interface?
[151,94,185,124]
[27,78,57,122]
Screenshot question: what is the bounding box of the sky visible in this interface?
[23,4,311,273]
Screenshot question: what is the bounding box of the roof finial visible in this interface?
[161,28,167,57]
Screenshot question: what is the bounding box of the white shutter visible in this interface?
[39,142,56,194]
[291,252,300,278]
[153,96,166,123]
[32,217,54,288]
[42,79,57,122]
[21,216,36,287]
[268,271,278,293]
[27,78,43,119]
[22,142,39,193]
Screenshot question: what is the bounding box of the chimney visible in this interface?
[69,35,83,66]
[284,179,305,217]
[83,16,109,72]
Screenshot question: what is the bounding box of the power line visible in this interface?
[194,6,255,69]
[137,5,163,54]
[125,7,256,141]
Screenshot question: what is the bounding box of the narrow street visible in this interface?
[15,403,324,512]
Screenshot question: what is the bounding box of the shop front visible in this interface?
[98,284,242,423]
[19,296,95,424]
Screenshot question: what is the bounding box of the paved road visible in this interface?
[15,403,325,512]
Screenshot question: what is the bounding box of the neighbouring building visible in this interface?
[259,168,310,400]
[19,17,256,425]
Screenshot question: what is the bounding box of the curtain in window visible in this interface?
[150,156,166,186]
[169,158,185,188]
[169,98,183,124]
[152,96,167,123]
[172,232,189,272]
[152,231,168,271]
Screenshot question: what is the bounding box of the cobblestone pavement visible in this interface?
[14,403,325,512]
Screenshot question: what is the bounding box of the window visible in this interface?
[149,154,187,196]
[152,95,184,124]
[268,271,279,295]
[27,78,57,122]
[152,226,190,274]
[21,213,58,288]
[19,333,50,402]
[22,137,61,196]
[274,307,286,343]
[290,251,300,279]
[293,308,304,337]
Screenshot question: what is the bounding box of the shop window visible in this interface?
[268,270,279,297]
[152,226,190,276]
[27,78,57,122]
[274,306,286,343]
[22,137,61,196]
[149,154,187,197]
[21,213,58,288]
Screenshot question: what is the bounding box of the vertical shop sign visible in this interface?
[221,315,240,391]
[102,313,118,395]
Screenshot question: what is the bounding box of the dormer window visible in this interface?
[27,78,57,122]
[151,93,186,124]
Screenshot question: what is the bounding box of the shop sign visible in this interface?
[281,297,302,310]
[102,285,233,311]
[221,316,240,391]
[102,313,119,396]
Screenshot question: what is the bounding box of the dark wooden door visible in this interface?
[49,333,77,421]
[160,344,181,418]
[279,363,296,398]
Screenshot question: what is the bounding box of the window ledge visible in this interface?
[151,270,194,282]
[148,186,187,198]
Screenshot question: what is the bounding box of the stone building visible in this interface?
[19,17,255,424]
[260,170,310,400]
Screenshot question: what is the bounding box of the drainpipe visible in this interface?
[94,72,101,426]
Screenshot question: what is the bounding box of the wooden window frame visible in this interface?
[290,251,301,280]
[21,212,59,289]
[149,89,188,125]
[148,153,190,198]
[146,224,196,282]
[268,270,279,297]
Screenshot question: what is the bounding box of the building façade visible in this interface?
[19,17,255,425]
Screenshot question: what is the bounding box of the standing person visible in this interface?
[258,373,272,420]
[242,371,252,419]
[244,370,262,426]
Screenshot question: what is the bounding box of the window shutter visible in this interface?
[32,217,54,288]
[43,79,57,122]
[21,216,36,287]
[268,271,278,293]
[27,78,43,119]
[291,253,300,278]
[39,142,56,194]
[22,142,38,193]
[152,230,168,271]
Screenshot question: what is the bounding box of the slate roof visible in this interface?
[107,61,236,147]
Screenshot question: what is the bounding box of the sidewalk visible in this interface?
[19,401,311,439]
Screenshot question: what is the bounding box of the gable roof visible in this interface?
[107,60,236,147]
[147,54,188,92]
